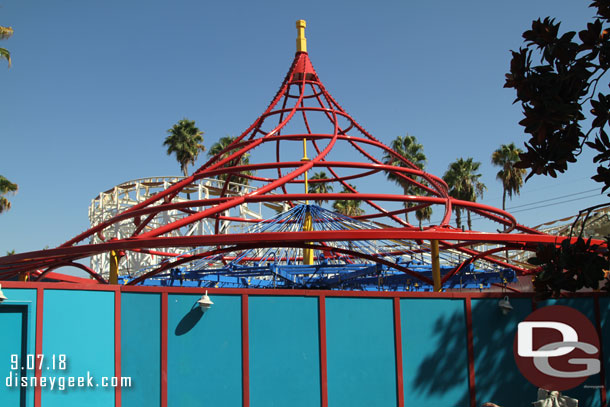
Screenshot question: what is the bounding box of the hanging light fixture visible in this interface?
[197,290,214,312]
[498,296,513,315]
[0,284,7,304]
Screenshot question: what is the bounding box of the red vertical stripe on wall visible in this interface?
[393,297,405,407]
[160,292,168,407]
[319,295,328,407]
[531,297,537,311]
[114,289,122,407]
[242,294,250,407]
[34,287,44,407]
[465,297,476,407]
[594,296,607,405]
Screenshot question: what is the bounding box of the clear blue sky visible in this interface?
[0,0,607,255]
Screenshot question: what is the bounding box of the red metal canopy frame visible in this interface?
[0,22,604,286]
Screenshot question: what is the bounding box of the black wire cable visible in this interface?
[424,188,604,226]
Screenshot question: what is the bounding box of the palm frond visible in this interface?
[0,26,13,40]
[0,48,11,67]
[0,175,17,214]
[164,118,204,176]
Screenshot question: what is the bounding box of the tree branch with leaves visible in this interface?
[506,1,610,297]
[505,0,610,194]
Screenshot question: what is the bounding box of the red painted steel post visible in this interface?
[465,297,477,407]
[114,288,122,407]
[34,287,44,407]
[319,295,328,407]
[393,297,405,407]
[242,294,250,407]
[160,292,168,407]
[531,296,537,311]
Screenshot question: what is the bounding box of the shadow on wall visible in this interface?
[410,308,469,404]
[412,298,537,406]
[175,304,203,336]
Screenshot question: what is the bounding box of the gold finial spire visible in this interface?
[296,19,307,53]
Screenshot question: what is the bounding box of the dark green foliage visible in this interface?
[529,237,607,299]
[506,1,610,297]
[505,1,610,193]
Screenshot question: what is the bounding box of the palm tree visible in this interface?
[164,119,205,177]
[491,143,527,210]
[383,134,426,223]
[208,136,252,192]
[308,171,333,206]
[443,158,486,230]
[415,204,433,229]
[332,185,364,217]
[0,175,18,213]
[1,26,13,67]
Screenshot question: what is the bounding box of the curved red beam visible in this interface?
[1,229,603,275]
[35,262,106,283]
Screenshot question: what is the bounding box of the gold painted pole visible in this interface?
[297,19,311,264]
[109,250,119,285]
[296,20,307,53]
[301,136,314,265]
[302,137,310,205]
[431,240,441,292]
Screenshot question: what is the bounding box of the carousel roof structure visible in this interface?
[0,20,604,291]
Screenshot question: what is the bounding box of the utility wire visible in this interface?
[509,193,603,214]
[503,188,599,211]
[466,193,602,224]
[424,188,604,226]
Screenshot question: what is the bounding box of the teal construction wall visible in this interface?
[0,288,36,407]
[121,292,160,407]
[41,290,115,407]
[0,287,608,407]
[249,296,321,407]
[167,294,242,407]
[471,298,536,406]
[326,297,397,407]
[400,298,470,406]
[539,298,601,406]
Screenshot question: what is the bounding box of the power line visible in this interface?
[424,189,604,226]
[510,193,603,214]
[473,176,594,208]
[465,193,604,226]
[504,188,599,211]
[467,193,602,224]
